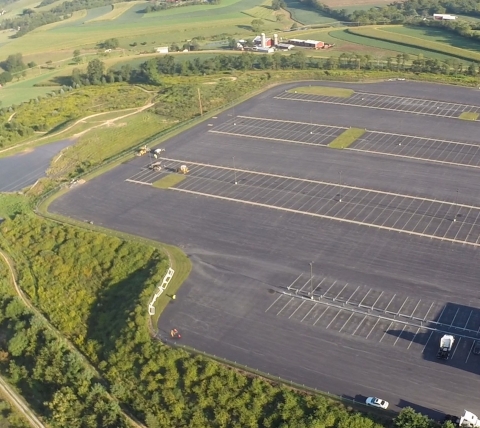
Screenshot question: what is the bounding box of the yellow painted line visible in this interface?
[160,157,480,210]
[346,147,480,171]
[171,187,479,248]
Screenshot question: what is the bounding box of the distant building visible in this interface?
[287,39,324,49]
[253,34,272,47]
[433,13,456,20]
[255,47,274,54]
[155,46,169,54]
[276,43,294,50]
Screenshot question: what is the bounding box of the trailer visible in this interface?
[437,334,455,359]
[458,410,480,427]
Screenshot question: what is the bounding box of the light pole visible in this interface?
[338,170,342,202]
[309,261,314,298]
[454,189,458,222]
[233,156,237,185]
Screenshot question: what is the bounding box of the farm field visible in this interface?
[332,28,477,62]
[86,1,145,23]
[386,26,480,53]
[283,0,338,25]
[348,26,480,62]
[321,0,391,6]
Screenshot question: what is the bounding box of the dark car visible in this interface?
[472,341,480,355]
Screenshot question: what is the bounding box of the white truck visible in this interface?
[456,410,480,427]
[437,334,455,359]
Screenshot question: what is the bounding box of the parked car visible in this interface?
[366,397,389,410]
[472,340,480,355]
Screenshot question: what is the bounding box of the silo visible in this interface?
[261,33,266,48]
[273,33,278,46]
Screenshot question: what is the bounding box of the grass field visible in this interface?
[348,26,480,62]
[86,1,144,22]
[243,0,277,22]
[153,174,186,189]
[386,26,480,54]
[330,29,467,61]
[288,86,354,97]
[48,111,170,178]
[459,112,479,121]
[283,0,338,25]
[328,128,365,149]
[322,0,391,6]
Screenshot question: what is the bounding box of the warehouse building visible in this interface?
[433,13,457,20]
[287,39,324,49]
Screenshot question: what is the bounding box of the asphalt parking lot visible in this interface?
[129,159,480,247]
[210,116,480,170]
[0,139,72,192]
[50,80,480,418]
[275,90,480,120]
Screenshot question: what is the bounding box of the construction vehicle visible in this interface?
[149,162,162,172]
[437,334,455,359]
[136,145,149,156]
[177,165,189,174]
[152,148,165,159]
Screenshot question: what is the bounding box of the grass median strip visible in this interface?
[328,128,365,149]
[153,174,186,189]
[288,86,354,98]
[459,112,479,121]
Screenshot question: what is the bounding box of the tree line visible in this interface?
[0,208,458,428]
[142,0,220,13]
[305,0,480,24]
[77,52,478,88]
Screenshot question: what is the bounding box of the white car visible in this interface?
[365,397,389,409]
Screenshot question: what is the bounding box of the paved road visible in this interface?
[50,81,480,420]
[0,140,72,192]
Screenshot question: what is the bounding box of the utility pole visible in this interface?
[197,88,203,116]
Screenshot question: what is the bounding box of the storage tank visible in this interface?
[261,33,266,48]
[273,33,278,46]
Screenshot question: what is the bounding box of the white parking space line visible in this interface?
[422,331,434,353]
[339,312,355,333]
[265,294,283,312]
[450,337,461,360]
[289,301,305,319]
[313,306,330,325]
[466,341,475,364]
[326,310,342,329]
[407,328,420,349]
[301,304,316,322]
[366,318,380,339]
[393,326,406,346]
[277,297,294,315]
[287,273,303,291]
[351,315,367,335]
[380,322,393,342]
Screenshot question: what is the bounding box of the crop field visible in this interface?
[321,0,391,6]
[86,1,144,22]
[330,29,472,61]
[283,0,338,24]
[348,26,480,62]
[243,0,277,22]
[386,26,480,54]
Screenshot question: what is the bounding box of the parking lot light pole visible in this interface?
[309,261,314,299]
[233,156,238,185]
